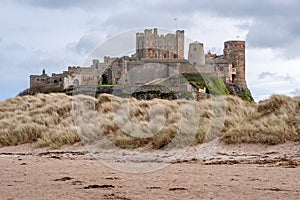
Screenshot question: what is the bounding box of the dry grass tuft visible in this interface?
[222,95,300,145]
[0,93,79,148]
[0,93,299,149]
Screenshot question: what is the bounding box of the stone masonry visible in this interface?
[29,28,248,94]
[136,28,184,60]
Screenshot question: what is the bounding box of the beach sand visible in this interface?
[0,141,299,200]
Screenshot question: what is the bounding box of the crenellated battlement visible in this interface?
[136,28,184,60]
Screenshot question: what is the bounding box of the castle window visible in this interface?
[194,47,197,51]
[101,74,108,85]
[37,78,39,81]
[164,53,167,58]
[193,62,197,66]
[232,74,236,82]
[174,54,177,59]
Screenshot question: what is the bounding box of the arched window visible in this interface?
[174,54,177,59]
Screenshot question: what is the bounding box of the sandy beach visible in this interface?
[1,142,299,200]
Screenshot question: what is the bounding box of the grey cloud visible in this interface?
[167,0,299,19]
[246,15,300,49]
[0,43,27,67]
[280,74,295,82]
[67,29,138,62]
[290,88,300,96]
[246,20,292,48]
[100,12,193,33]
[134,0,300,57]
[258,72,295,83]
[67,32,106,56]
[9,0,300,59]
[137,0,300,19]
[258,72,276,79]
[0,43,80,101]
[15,0,300,26]
[14,0,300,55]
[0,41,69,78]
[278,37,300,59]
[16,0,123,10]
[4,43,26,52]
[235,21,251,30]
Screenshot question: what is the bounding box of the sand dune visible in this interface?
[0,93,299,149]
[0,94,300,149]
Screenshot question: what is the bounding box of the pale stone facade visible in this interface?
[29,28,247,93]
[136,28,184,60]
[188,41,205,66]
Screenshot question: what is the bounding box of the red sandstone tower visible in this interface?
[223,41,247,88]
[136,28,184,60]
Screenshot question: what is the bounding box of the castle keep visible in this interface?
[136,28,184,60]
[29,28,247,95]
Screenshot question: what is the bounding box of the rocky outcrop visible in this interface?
[225,83,254,102]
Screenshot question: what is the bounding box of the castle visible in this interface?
[136,28,184,60]
[29,28,247,95]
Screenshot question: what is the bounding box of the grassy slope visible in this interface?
[0,93,299,149]
[182,73,230,96]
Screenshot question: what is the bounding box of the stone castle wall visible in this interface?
[29,29,248,94]
[136,28,184,60]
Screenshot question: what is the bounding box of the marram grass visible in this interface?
[0,93,299,149]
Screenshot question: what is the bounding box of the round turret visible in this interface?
[223,40,246,88]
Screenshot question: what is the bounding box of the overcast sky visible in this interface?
[0,0,300,101]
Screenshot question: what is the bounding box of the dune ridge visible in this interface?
[0,93,299,148]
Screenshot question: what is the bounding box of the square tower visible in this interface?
[136,28,184,60]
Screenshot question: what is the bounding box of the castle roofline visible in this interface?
[137,28,185,35]
[224,40,245,43]
[190,41,203,44]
